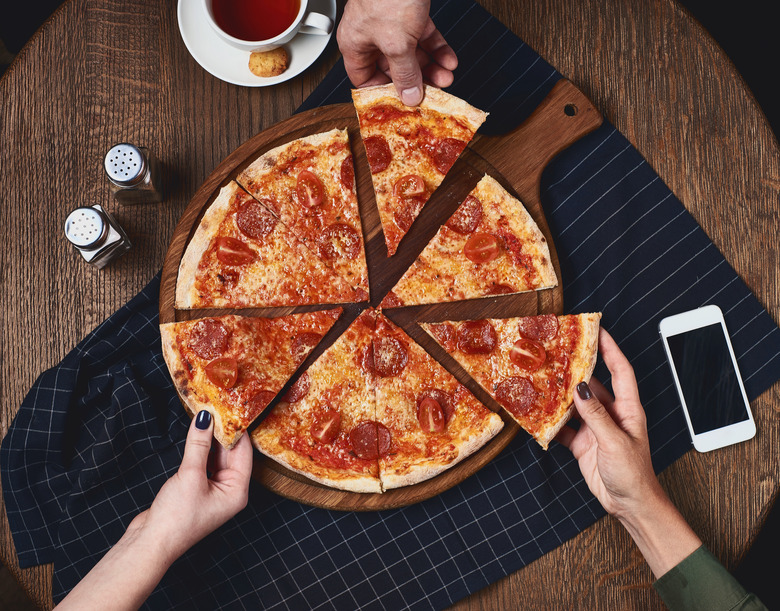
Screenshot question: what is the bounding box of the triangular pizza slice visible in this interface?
[352,85,487,256]
[421,313,600,449]
[160,308,341,449]
[251,310,382,492]
[237,129,369,299]
[176,181,360,308]
[372,312,503,489]
[382,175,558,307]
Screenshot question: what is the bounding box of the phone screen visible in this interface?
[666,323,749,434]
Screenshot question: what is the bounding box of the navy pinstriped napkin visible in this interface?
[3,0,780,608]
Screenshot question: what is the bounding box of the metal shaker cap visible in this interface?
[104,143,147,186]
[64,207,108,249]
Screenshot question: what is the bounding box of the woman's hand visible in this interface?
[139,410,254,563]
[337,0,458,105]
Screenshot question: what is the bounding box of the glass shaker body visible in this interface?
[104,143,163,205]
[64,205,132,269]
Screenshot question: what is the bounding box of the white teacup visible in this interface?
[203,0,333,53]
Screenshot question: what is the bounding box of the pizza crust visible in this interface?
[351,84,489,131]
[381,412,504,490]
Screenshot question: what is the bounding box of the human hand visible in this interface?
[134,411,253,563]
[556,329,666,522]
[337,0,458,105]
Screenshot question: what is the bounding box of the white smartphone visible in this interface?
[658,305,756,452]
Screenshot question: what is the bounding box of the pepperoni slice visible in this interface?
[517,314,560,342]
[318,223,361,260]
[245,389,277,413]
[204,357,238,389]
[364,136,392,174]
[418,397,446,433]
[457,320,497,354]
[495,377,537,417]
[427,322,456,352]
[392,196,426,233]
[510,338,547,372]
[189,319,230,360]
[464,233,501,264]
[291,332,322,361]
[417,388,454,423]
[372,336,408,377]
[349,421,391,459]
[393,175,426,198]
[357,344,375,375]
[380,290,403,309]
[446,195,483,234]
[283,372,310,403]
[296,170,324,208]
[236,200,277,239]
[311,410,341,444]
[486,283,516,295]
[340,155,355,191]
[433,137,466,174]
[216,237,256,266]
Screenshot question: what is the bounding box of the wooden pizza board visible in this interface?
[159,79,602,511]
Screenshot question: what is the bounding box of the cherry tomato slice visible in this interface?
[311,410,341,444]
[464,232,501,263]
[393,174,426,198]
[215,237,256,266]
[418,397,446,433]
[296,170,324,208]
[204,357,238,389]
[509,338,547,372]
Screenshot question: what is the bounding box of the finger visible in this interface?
[180,410,214,475]
[418,19,458,71]
[382,38,425,105]
[599,329,641,404]
[227,434,254,482]
[422,62,454,88]
[589,378,615,410]
[572,381,622,446]
[554,424,577,449]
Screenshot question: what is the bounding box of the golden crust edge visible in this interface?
[381,412,504,490]
[251,429,382,494]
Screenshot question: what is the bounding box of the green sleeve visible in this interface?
[653,545,767,611]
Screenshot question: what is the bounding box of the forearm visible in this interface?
[618,490,702,579]
[54,512,174,611]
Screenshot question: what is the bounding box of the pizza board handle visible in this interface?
[472,78,603,314]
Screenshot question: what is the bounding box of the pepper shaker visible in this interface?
[104,143,163,205]
[64,205,132,269]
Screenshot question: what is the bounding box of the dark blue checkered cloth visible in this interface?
[3,0,780,608]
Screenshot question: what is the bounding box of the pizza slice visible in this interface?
[381,175,558,307]
[251,310,382,493]
[372,312,504,489]
[421,313,601,449]
[160,308,341,449]
[352,84,488,256]
[236,129,369,299]
[176,181,360,308]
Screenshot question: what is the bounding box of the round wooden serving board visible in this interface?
[160,79,602,511]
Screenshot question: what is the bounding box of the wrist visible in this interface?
[126,511,183,569]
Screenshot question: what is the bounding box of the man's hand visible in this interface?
[556,329,702,578]
[337,0,458,105]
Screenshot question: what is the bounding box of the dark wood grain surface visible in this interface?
[1,0,777,609]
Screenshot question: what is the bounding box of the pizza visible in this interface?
[352,84,488,256]
[421,314,601,449]
[160,308,341,449]
[176,181,361,308]
[252,308,504,492]
[251,309,381,492]
[372,312,504,489]
[236,128,369,299]
[381,174,558,307]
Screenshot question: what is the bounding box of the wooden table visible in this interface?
[1,0,778,608]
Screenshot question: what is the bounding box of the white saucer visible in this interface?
[177,0,337,87]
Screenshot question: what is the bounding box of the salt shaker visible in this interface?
[64,205,132,269]
[103,143,163,205]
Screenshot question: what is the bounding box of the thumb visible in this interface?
[573,382,621,445]
[385,39,424,106]
[179,410,214,474]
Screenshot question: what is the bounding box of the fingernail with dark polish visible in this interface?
[195,410,212,430]
[576,382,592,400]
